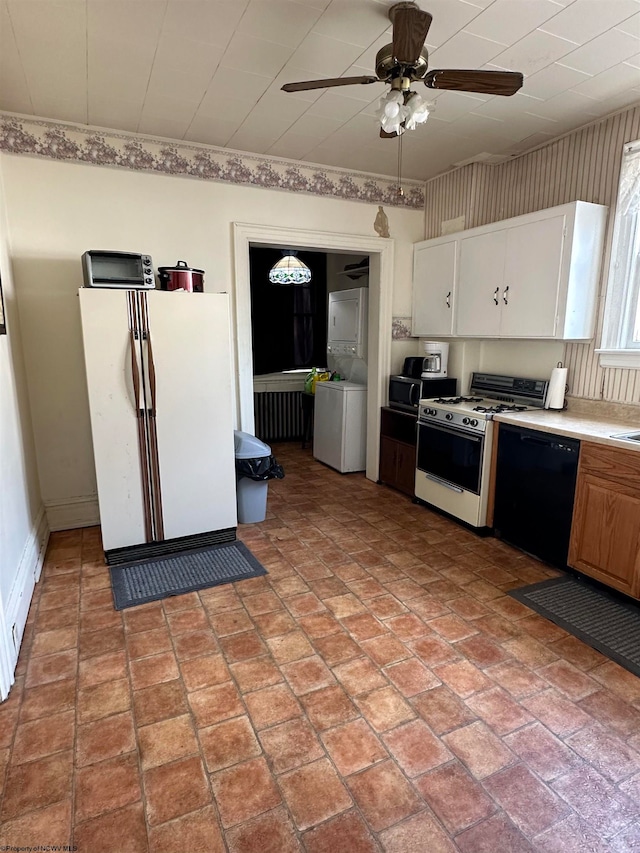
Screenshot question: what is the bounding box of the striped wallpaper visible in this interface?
[423,104,640,405]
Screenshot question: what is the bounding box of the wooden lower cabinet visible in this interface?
[568,442,640,599]
[395,442,417,495]
[379,407,417,496]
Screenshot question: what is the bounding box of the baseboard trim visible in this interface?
[45,495,100,531]
[5,505,49,672]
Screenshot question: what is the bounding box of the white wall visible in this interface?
[444,338,565,395]
[0,168,46,694]
[0,154,423,524]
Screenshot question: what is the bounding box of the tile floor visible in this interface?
[1,442,640,852]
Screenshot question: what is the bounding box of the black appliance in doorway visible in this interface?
[493,423,580,568]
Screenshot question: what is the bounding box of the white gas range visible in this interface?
[414,372,549,529]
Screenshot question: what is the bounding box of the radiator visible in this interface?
[254,391,303,442]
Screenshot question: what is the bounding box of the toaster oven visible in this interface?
[82,251,155,289]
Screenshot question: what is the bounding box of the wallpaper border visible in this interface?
[0,112,425,210]
[392,317,413,340]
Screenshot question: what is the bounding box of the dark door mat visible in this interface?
[509,575,640,679]
[110,541,267,610]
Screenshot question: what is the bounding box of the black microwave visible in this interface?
[389,375,457,412]
[82,251,155,289]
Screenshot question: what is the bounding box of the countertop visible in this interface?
[493,408,640,452]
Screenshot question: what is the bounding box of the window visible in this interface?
[599,140,640,367]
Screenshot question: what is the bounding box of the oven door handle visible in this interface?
[426,473,464,493]
[410,383,420,407]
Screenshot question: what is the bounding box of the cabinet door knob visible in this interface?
[446,291,451,308]
[494,287,499,305]
[503,285,510,305]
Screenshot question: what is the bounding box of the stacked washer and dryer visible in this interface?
[313,287,368,473]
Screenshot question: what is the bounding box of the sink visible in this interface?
[610,432,640,442]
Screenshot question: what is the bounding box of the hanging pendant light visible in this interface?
[269,251,312,285]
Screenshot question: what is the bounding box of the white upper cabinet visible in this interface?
[458,214,567,338]
[501,216,566,337]
[412,236,457,337]
[413,200,607,341]
[456,229,506,337]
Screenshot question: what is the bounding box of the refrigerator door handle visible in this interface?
[127,291,145,413]
[127,290,154,541]
[145,333,157,416]
[140,335,153,412]
[129,330,145,413]
[138,293,156,415]
[139,305,165,542]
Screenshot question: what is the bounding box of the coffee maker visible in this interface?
[401,343,450,381]
[421,341,449,378]
[394,345,456,408]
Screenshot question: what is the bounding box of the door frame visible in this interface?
[232,222,395,482]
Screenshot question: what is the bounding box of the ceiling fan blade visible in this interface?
[424,69,524,96]
[380,128,398,139]
[390,2,432,65]
[282,75,378,93]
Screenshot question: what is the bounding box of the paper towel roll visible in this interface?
[546,366,568,409]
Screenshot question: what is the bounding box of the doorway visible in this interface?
[233,223,395,482]
[249,247,328,377]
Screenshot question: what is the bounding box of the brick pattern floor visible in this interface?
[1,442,640,852]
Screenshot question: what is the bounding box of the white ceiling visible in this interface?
[1,0,639,181]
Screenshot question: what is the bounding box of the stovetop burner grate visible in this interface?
[473,403,528,414]
[431,396,484,404]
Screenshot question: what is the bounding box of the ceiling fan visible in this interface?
[281,1,524,138]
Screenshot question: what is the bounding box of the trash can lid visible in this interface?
[234,430,272,458]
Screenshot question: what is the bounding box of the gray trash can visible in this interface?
[234,430,272,523]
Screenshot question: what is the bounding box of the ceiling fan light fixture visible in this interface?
[269,252,312,285]
[377,89,432,135]
[404,91,433,130]
[377,89,408,135]
[384,90,404,119]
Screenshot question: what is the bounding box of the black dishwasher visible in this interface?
[493,424,580,569]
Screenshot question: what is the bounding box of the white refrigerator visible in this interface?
[79,288,237,563]
[313,381,367,473]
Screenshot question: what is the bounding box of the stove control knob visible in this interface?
[470,419,478,427]
[462,417,470,425]
[445,413,453,421]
